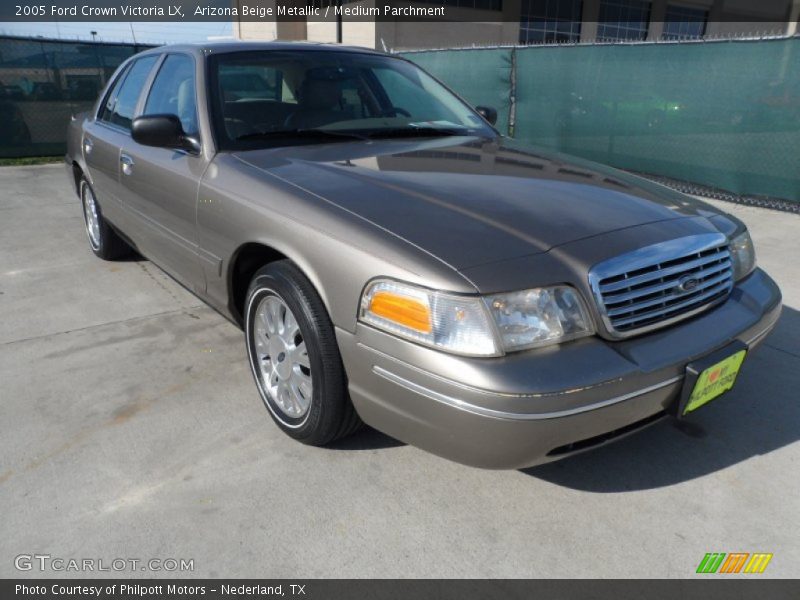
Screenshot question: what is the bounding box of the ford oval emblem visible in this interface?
[677,276,700,293]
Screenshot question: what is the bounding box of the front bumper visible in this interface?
[336,268,782,469]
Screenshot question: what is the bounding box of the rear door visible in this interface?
[117,52,207,292]
[83,55,158,231]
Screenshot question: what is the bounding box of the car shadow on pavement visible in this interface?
[522,305,800,492]
[328,425,407,450]
[118,251,146,262]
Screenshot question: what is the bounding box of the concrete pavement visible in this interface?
[1,164,798,578]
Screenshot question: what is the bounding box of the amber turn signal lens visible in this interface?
[368,291,432,333]
[358,279,501,356]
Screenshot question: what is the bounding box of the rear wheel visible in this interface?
[245,260,361,445]
[80,177,131,260]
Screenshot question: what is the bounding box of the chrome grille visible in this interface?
[589,233,733,338]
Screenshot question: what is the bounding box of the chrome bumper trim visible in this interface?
[372,365,682,421]
[745,316,780,347]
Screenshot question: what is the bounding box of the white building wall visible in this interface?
[306,20,339,43]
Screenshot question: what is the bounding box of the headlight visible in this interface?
[484,286,594,352]
[359,279,594,357]
[729,230,756,281]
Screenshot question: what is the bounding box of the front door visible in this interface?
[117,53,207,292]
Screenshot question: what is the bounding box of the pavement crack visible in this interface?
[763,342,800,360]
[0,306,205,347]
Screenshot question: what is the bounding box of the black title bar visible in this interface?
[3,0,796,23]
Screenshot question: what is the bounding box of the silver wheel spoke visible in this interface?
[292,342,310,369]
[284,381,302,415]
[255,321,267,347]
[277,381,289,411]
[291,368,313,401]
[283,309,299,343]
[269,298,283,334]
[259,307,272,334]
[262,298,276,333]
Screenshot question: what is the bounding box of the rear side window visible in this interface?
[100,55,158,130]
[144,54,199,136]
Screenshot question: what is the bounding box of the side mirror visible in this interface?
[132,114,200,154]
[475,105,498,126]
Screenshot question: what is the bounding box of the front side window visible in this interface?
[100,55,158,130]
[209,51,495,150]
[144,54,198,135]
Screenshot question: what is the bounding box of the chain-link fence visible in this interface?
[0,36,154,158]
[401,37,800,206]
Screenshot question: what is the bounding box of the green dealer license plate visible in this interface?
[682,347,747,416]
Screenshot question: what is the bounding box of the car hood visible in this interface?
[234,136,720,270]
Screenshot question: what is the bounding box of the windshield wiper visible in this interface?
[235,128,368,142]
[362,127,478,139]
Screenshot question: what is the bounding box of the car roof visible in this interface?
[136,41,385,59]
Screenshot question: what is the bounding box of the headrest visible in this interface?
[299,78,342,110]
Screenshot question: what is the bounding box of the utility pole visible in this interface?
[336,0,343,43]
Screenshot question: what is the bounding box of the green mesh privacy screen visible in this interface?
[0,36,153,158]
[404,38,800,203]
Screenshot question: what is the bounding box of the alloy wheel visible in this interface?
[252,293,313,419]
[82,182,101,250]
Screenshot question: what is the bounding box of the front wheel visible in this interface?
[244,260,361,445]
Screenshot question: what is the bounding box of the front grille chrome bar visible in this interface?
[602,260,731,308]
[589,233,733,338]
[598,251,731,295]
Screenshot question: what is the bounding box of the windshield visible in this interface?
[208,50,496,149]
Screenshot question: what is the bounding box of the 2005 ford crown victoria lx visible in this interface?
[65,42,782,468]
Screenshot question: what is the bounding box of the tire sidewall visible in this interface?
[245,272,327,437]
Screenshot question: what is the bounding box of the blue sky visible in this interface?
[0,21,234,44]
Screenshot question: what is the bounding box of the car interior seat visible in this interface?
[284,77,347,129]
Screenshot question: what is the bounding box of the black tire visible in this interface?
[79,177,131,260]
[245,260,361,445]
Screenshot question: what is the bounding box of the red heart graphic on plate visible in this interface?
[708,368,722,383]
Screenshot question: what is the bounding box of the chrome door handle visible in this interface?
[83,137,93,156]
[120,154,134,176]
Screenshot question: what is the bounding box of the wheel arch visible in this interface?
[71,161,85,196]
[70,155,96,196]
[227,241,333,328]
